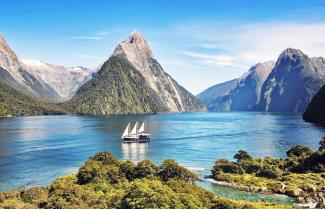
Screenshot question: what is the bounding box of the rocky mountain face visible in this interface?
[21,59,94,101]
[198,61,275,111]
[67,32,206,115]
[258,48,325,112]
[112,31,205,112]
[197,79,238,110]
[0,34,93,102]
[303,85,325,124]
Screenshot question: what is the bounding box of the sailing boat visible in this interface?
[121,121,150,142]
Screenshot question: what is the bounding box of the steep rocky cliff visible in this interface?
[258,48,325,112]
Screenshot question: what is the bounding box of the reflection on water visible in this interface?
[121,142,149,162]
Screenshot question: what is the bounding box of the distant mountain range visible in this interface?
[0,32,205,116]
[198,48,325,113]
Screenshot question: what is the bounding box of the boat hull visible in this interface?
[123,134,150,143]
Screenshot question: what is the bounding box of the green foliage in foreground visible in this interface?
[212,139,325,205]
[0,152,294,209]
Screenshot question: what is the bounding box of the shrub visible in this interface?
[120,179,183,209]
[134,160,157,179]
[234,150,252,162]
[166,179,216,208]
[47,176,104,209]
[90,151,120,166]
[212,159,244,178]
[77,159,124,184]
[119,160,136,181]
[256,169,279,179]
[286,145,312,158]
[319,137,325,151]
[20,187,48,206]
[301,151,325,172]
[240,160,262,174]
[158,159,198,183]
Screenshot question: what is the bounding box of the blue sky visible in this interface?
[1,1,325,94]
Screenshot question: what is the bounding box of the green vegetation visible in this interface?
[66,55,167,115]
[0,152,294,209]
[211,139,325,206]
[0,80,64,117]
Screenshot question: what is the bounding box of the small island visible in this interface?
[210,138,325,208]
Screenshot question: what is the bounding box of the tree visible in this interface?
[256,169,279,179]
[319,137,325,151]
[158,159,198,183]
[286,145,312,158]
[135,160,157,179]
[212,159,244,178]
[120,160,136,181]
[234,150,252,162]
[77,159,124,184]
[121,179,183,209]
[90,151,120,166]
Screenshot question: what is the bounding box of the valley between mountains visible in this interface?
[1,31,325,123]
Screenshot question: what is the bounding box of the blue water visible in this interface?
[0,112,324,204]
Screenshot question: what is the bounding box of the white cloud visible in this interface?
[172,21,325,66]
[200,43,222,49]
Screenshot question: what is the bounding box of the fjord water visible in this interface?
[0,113,324,204]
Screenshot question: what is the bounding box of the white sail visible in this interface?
[138,121,145,133]
[130,121,138,135]
[122,123,130,138]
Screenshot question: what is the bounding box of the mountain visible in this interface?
[67,31,206,115]
[258,48,325,112]
[0,71,63,116]
[21,59,94,101]
[197,79,238,110]
[198,61,275,111]
[0,34,61,101]
[0,33,93,102]
[303,85,325,124]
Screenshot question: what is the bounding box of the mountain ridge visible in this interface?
[198,61,275,111]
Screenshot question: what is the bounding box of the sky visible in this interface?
[1,0,325,94]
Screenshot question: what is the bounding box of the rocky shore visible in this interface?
[206,177,324,208]
[209,138,325,208]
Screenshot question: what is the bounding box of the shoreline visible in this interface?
[205,178,292,199]
[205,178,320,208]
